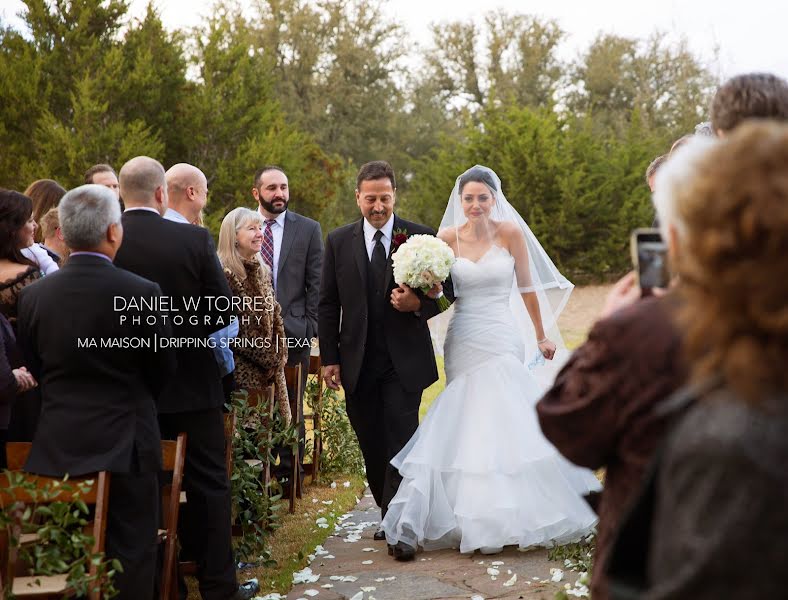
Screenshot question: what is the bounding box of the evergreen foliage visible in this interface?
[0,0,718,277]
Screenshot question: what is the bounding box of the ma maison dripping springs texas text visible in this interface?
[74,294,318,351]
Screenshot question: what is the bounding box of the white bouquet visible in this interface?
[391,234,454,311]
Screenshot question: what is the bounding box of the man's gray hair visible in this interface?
[59,184,122,250]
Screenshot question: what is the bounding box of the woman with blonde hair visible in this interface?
[218,207,290,425]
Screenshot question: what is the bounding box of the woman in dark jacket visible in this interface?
[0,189,43,441]
[609,121,788,599]
[0,313,36,468]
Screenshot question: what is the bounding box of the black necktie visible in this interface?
[370,229,387,286]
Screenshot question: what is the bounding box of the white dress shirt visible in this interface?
[163,207,190,224]
[363,213,394,260]
[257,208,287,290]
[124,206,161,215]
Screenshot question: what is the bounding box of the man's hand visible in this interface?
[13,367,37,392]
[391,283,421,312]
[323,364,342,390]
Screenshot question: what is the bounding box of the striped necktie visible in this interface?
[261,219,275,272]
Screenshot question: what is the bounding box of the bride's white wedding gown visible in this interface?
[381,245,601,553]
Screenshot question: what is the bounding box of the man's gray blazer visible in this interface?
[274,209,323,364]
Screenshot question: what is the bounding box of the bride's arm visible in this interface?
[504,223,556,360]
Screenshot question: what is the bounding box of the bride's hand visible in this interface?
[426,282,443,299]
[538,338,556,360]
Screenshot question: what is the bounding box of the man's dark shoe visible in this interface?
[229,579,260,600]
[373,528,386,541]
[390,541,416,561]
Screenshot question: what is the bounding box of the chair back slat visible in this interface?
[160,433,186,600]
[5,442,31,472]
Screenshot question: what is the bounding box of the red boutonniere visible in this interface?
[391,228,409,253]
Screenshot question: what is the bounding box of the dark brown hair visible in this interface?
[84,163,117,184]
[711,73,788,134]
[254,165,287,188]
[675,121,788,402]
[458,167,498,194]
[356,161,396,191]
[24,179,66,242]
[0,189,36,266]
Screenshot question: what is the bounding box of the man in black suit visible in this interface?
[18,184,176,599]
[318,161,452,560]
[113,157,257,600]
[252,166,323,490]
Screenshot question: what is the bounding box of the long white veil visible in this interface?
[428,165,575,387]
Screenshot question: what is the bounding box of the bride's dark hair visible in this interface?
[459,167,498,194]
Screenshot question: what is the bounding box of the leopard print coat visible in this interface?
[224,258,290,425]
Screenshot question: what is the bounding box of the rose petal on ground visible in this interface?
[550,568,564,582]
[486,568,499,576]
[503,574,517,587]
[361,560,373,565]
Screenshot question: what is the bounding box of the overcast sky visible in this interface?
[2,0,786,80]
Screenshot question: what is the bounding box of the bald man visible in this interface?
[114,157,257,600]
[164,163,209,225]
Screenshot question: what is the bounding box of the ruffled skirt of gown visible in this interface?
[381,347,600,553]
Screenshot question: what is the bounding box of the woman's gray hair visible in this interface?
[652,136,718,242]
[58,184,121,250]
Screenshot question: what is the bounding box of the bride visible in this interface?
[380,165,601,558]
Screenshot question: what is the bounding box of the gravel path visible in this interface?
[284,491,588,600]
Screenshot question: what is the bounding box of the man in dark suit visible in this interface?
[113,157,257,600]
[318,161,452,560]
[18,184,176,599]
[252,166,322,490]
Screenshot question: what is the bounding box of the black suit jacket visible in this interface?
[273,210,322,362]
[113,210,234,413]
[319,215,453,395]
[17,255,175,476]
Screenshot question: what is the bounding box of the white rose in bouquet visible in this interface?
[391,234,455,311]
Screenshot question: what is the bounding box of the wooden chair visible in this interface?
[306,353,324,483]
[244,386,275,489]
[284,364,303,513]
[0,449,110,600]
[159,434,187,600]
[223,410,237,480]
